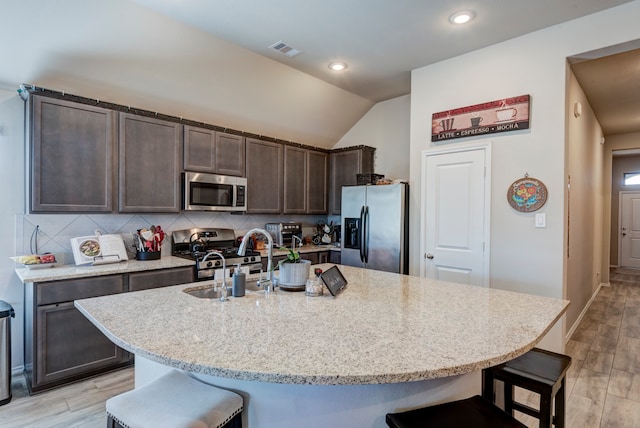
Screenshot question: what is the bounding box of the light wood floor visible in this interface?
[0,367,134,428]
[1,269,639,427]
[513,268,640,427]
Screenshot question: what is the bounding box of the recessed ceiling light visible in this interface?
[329,62,347,71]
[449,10,475,25]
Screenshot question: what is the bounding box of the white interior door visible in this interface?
[421,144,490,286]
[619,192,640,268]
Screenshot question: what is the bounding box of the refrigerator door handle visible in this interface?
[363,205,369,264]
[359,205,366,263]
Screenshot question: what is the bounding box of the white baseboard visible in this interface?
[11,365,24,377]
[565,283,606,343]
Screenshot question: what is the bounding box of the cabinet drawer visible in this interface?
[129,267,195,292]
[36,275,125,306]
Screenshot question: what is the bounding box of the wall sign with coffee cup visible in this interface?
[431,94,530,142]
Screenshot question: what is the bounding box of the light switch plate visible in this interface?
[535,213,546,228]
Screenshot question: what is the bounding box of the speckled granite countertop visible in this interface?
[262,244,340,257]
[75,264,568,386]
[14,256,195,283]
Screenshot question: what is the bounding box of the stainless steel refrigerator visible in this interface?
[340,183,409,273]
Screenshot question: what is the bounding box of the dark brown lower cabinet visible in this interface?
[34,302,128,389]
[262,251,339,272]
[128,267,194,292]
[24,274,129,393]
[24,266,195,394]
[302,251,331,265]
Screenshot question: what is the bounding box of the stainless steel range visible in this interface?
[171,228,262,281]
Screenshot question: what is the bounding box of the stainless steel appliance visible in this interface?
[265,222,302,247]
[171,228,261,281]
[182,172,247,212]
[341,183,408,273]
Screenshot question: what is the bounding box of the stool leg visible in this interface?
[482,370,495,403]
[539,393,552,428]
[106,415,124,428]
[504,382,515,416]
[554,378,566,428]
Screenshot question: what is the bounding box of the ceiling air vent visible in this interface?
[269,40,301,57]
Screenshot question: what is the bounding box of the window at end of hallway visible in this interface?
[623,172,640,185]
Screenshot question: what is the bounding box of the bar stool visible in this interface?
[386,395,526,427]
[482,348,572,428]
[106,370,243,428]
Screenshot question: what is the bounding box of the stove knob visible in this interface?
[206,261,213,268]
[215,260,221,267]
[250,256,256,262]
[244,257,250,263]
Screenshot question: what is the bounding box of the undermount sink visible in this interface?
[183,286,229,299]
[183,280,263,299]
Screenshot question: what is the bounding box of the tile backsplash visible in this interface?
[17,212,331,265]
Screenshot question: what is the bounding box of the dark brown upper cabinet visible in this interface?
[307,150,328,214]
[118,113,182,212]
[329,147,375,215]
[30,95,116,212]
[183,126,245,177]
[283,146,308,214]
[245,138,283,214]
[283,146,328,214]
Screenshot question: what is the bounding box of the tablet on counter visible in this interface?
[320,265,348,296]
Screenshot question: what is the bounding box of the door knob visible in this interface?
[426,253,434,259]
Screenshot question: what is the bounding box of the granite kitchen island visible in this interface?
[75,264,568,428]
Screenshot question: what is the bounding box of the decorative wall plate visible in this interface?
[507,175,547,212]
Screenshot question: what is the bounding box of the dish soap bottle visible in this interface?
[232,264,246,297]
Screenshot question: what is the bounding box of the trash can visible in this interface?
[0,300,15,406]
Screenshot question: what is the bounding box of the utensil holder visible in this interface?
[136,251,161,261]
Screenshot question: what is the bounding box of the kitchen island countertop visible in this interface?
[75,264,568,385]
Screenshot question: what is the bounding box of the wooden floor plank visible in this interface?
[0,367,133,428]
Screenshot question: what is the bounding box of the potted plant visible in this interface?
[276,247,311,287]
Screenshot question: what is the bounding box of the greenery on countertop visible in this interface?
[276,246,301,269]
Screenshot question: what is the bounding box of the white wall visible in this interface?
[0,95,26,371]
[0,0,374,149]
[334,95,410,180]
[565,68,605,332]
[410,2,640,350]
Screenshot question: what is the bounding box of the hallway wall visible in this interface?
[565,68,605,332]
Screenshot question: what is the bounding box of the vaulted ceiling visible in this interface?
[131,0,633,103]
[0,0,637,145]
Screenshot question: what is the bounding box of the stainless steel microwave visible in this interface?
[182,172,247,212]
